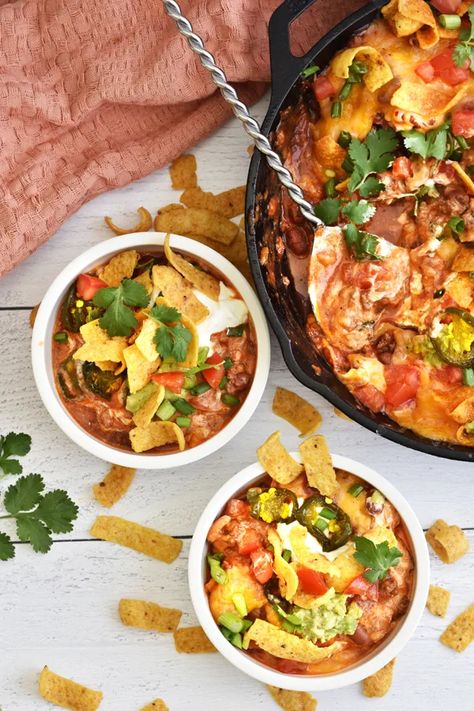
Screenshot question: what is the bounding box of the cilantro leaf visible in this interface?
[16,518,52,554]
[35,490,79,534]
[348,128,397,194]
[313,198,341,225]
[0,432,31,478]
[344,224,381,261]
[154,323,192,362]
[4,474,44,515]
[453,42,471,68]
[453,8,474,72]
[0,532,15,561]
[150,304,182,323]
[402,125,448,160]
[353,536,403,582]
[342,200,376,225]
[359,176,385,198]
[93,279,149,337]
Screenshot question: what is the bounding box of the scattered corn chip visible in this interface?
[73,320,127,364]
[135,318,160,362]
[133,385,165,428]
[140,700,169,711]
[174,626,216,653]
[244,619,340,663]
[90,515,182,563]
[451,395,474,424]
[152,265,209,324]
[169,154,197,189]
[391,82,465,118]
[30,303,40,328]
[134,269,153,295]
[268,528,298,601]
[427,585,451,618]
[382,0,438,48]
[257,431,303,485]
[104,207,152,235]
[155,207,239,246]
[130,420,185,453]
[363,658,396,697]
[300,435,337,498]
[93,464,136,508]
[272,387,322,436]
[267,686,317,711]
[180,185,245,218]
[332,45,393,92]
[38,666,102,711]
[97,249,139,286]
[95,360,117,371]
[164,234,219,300]
[157,203,185,215]
[440,604,474,652]
[119,598,182,632]
[123,344,159,394]
[426,519,469,564]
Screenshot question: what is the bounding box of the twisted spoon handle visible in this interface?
[161,0,321,227]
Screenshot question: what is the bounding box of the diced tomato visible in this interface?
[202,352,225,389]
[354,384,385,413]
[385,364,420,409]
[313,76,336,102]
[452,103,474,137]
[392,156,414,179]
[415,60,435,83]
[76,274,107,301]
[344,574,379,601]
[431,365,463,388]
[430,0,462,11]
[430,48,470,86]
[237,528,261,556]
[151,371,185,393]
[297,567,328,596]
[225,498,249,518]
[250,548,274,584]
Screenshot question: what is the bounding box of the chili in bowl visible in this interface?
[189,436,429,691]
[31,233,270,468]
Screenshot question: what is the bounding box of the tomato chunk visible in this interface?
[430,0,462,11]
[203,352,225,389]
[344,574,379,601]
[237,528,261,556]
[430,48,470,86]
[76,274,107,301]
[385,364,420,409]
[151,371,185,393]
[250,548,274,584]
[297,566,328,596]
[415,60,435,83]
[452,103,474,138]
[392,156,414,179]
[313,76,336,102]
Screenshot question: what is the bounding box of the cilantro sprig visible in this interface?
[453,4,474,72]
[353,535,402,583]
[402,124,449,160]
[93,279,149,337]
[0,473,79,560]
[150,304,192,362]
[348,128,398,196]
[344,224,381,261]
[0,433,31,478]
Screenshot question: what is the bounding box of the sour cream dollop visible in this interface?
[194,283,248,351]
[276,521,350,563]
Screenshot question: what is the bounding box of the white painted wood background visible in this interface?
[0,95,472,711]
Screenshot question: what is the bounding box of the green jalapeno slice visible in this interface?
[431,308,474,368]
[247,487,298,524]
[296,495,352,552]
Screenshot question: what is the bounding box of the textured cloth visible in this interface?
[0,0,364,276]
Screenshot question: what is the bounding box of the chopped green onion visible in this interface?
[223,357,233,369]
[319,507,337,520]
[229,632,243,648]
[315,517,329,531]
[300,64,319,79]
[232,592,248,617]
[448,216,465,235]
[241,618,253,632]
[331,100,342,118]
[342,156,354,173]
[183,372,197,390]
[191,382,211,395]
[457,135,469,151]
[352,60,368,75]
[222,393,240,407]
[176,416,191,428]
[438,14,461,29]
[164,387,179,402]
[54,331,68,343]
[208,553,227,585]
[197,346,209,364]
[463,368,474,387]
[156,400,176,421]
[174,398,195,415]
[218,612,244,634]
[324,177,337,198]
[348,483,364,497]
[434,289,446,299]
[219,376,228,390]
[339,81,352,101]
[338,130,352,149]
[282,549,292,563]
[227,324,245,337]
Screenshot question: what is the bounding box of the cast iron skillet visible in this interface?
[245,0,473,462]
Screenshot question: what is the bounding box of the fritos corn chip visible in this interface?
[268,528,298,601]
[174,626,216,653]
[104,207,152,235]
[382,0,438,48]
[332,45,393,92]
[140,700,169,711]
[164,234,220,300]
[152,265,209,324]
[119,598,182,632]
[363,658,396,697]
[427,585,451,618]
[155,207,239,246]
[451,395,474,424]
[257,431,303,485]
[426,519,469,564]
[299,435,337,498]
[93,464,136,508]
[129,420,185,453]
[391,83,465,118]
[97,249,138,286]
[73,320,127,364]
[272,387,322,436]
[440,604,474,652]
[267,686,317,711]
[244,619,340,663]
[90,515,182,563]
[132,385,165,428]
[169,154,197,189]
[180,185,245,218]
[38,666,103,711]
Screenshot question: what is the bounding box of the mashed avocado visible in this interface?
[292,588,362,643]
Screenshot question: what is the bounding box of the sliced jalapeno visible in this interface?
[296,495,352,551]
[431,308,474,368]
[247,486,298,524]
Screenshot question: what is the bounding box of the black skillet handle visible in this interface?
[268,0,387,98]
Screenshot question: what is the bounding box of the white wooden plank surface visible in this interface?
[0,94,472,711]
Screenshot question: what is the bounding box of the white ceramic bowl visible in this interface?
[189,453,430,691]
[31,233,271,468]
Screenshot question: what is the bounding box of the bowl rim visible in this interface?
[31,232,271,469]
[188,452,430,691]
